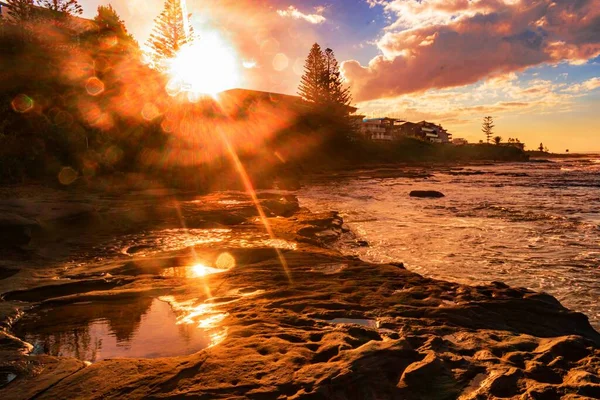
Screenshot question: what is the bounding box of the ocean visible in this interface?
[298,157,600,330]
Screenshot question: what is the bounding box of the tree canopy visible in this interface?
[146,0,194,71]
[298,43,352,110]
[4,0,35,23]
[37,0,83,16]
[93,5,137,52]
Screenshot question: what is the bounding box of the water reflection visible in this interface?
[162,263,228,278]
[116,228,297,257]
[15,298,224,362]
[327,318,378,328]
[161,252,238,279]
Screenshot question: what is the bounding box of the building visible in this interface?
[452,138,469,145]
[504,142,525,150]
[360,117,405,141]
[216,89,358,117]
[395,121,452,143]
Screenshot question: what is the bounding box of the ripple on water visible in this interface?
[13,298,227,362]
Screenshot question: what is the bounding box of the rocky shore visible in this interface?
[1,187,599,399]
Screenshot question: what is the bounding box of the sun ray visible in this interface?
[216,126,292,282]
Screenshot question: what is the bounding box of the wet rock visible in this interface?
[409,190,445,198]
[525,361,563,384]
[534,336,591,362]
[0,268,19,281]
[488,368,524,398]
[398,352,459,398]
[260,196,300,217]
[2,278,133,302]
[0,213,39,247]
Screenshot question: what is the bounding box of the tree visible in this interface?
[5,0,35,23]
[538,143,544,152]
[94,5,127,37]
[493,136,502,145]
[482,116,494,144]
[36,0,83,15]
[323,48,351,107]
[297,43,355,146]
[146,0,193,70]
[94,5,138,52]
[298,43,326,104]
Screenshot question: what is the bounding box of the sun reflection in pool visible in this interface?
[191,263,224,277]
[161,262,230,279]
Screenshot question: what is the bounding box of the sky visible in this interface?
[78,0,600,152]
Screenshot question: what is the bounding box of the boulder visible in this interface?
[410,190,445,198]
[0,213,39,247]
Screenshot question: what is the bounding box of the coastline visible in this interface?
[1,187,599,398]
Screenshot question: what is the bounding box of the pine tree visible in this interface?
[5,0,35,23]
[298,43,326,104]
[36,0,83,15]
[146,0,193,71]
[94,5,137,52]
[323,48,351,108]
[94,5,127,36]
[482,116,494,144]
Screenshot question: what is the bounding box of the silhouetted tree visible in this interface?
[298,43,326,104]
[146,0,193,70]
[482,116,494,144]
[93,5,138,52]
[5,0,35,22]
[323,48,351,107]
[299,44,352,109]
[493,136,502,145]
[297,43,355,145]
[538,143,544,152]
[37,0,82,15]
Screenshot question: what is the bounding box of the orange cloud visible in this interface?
[343,0,600,101]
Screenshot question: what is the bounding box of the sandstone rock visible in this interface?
[398,352,459,399]
[0,212,39,247]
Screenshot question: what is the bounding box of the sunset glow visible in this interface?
[168,33,240,96]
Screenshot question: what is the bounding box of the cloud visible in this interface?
[565,77,600,93]
[354,72,580,132]
[342,0,600,101]
[277,6,326,24]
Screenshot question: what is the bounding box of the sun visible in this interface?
[168,32,240,96]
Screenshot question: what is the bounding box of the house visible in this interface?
[504,142,525,150]
[360,117,405,141]
[394,121,452,143]
[452,138,468,145]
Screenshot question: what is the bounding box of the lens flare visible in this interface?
[169,33,240,96]
[11,94,34,113]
